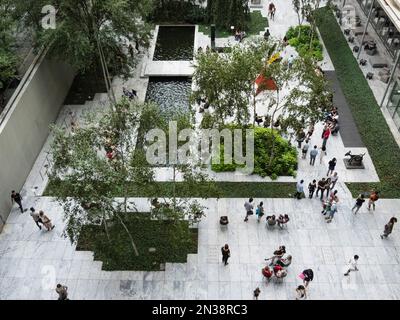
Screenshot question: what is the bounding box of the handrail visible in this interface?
[0,46,47,128]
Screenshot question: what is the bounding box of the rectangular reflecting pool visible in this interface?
[153,26,195,61]
[145,77,192,117]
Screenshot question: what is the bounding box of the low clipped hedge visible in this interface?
[286,25,323,61]
[211,127,298,180]
[315,7,400,198]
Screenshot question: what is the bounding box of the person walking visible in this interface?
[302,139,310,159]
[344,255,359,276]
[322,125,331,149]
[11,190,24,213]
[295,285,307,300]
[256,201,265,223]
[327,158,337,176]
[319,146,327,164]
[221,244,230,266]
[29,207,43,230]
[316,178,326,199]
[295,180,305,200]
[268,2,276,20]
[381,217,397,239]
[39,211,55,231]
[300,269,314,288]
[253,287,261,300]
[367,190,379,211]
[309,145,318,166]
[325,201,338,223]
[330,172,339,190]
[352,194,365,215]
[244,198,254,222]
[308,180,317,199]
[56,284,69,300]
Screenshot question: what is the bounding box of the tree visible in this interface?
[49,99,154,256]
[0,0,18,91]
[259,55,331,165]
[18,0,153,79]
[192,38,277,127]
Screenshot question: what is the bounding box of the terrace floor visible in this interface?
[1,0,400,300]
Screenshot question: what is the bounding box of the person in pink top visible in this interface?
[322,125,331,149]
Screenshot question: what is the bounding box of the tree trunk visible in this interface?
[103,214,111,242]
[116,212,139,256]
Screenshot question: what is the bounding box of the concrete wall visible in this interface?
[0,52,75,229]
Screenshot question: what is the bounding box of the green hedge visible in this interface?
[286,25,323,61]
[315,7,400,198]
[211,127,298,179]
[45,179,297,198]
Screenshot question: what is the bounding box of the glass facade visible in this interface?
[386,80,400,130]
[357,0,400,59]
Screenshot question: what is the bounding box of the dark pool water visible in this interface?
[145,77,192,117]
[153,26,195,61]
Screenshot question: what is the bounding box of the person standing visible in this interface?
[295,180,305,200]
[263,28,270,41]
[323,178,331,199]
[221,244,230,266]
[295,285,307,300]
[309,145,318,165]
[330,172,339,190]
[351,194,365,215]
[29,207,43,230]
[296,130,306,149]
[256,201,265,223]
[367,190,379,211]
[344,255,359,276]
[308,180,317,199]
[244,198,254,222]
[327,158,337,176]
[11,190,24,213]
[39,211,55,231]
[253,287,261,300]
[288,55,295,69]
[316,178,326,199]
[322,125,331,149]
[302,139,310,159]
[381,217,397,239]
[56,284,69,300]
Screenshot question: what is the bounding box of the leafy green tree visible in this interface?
[18,0,154,78]
[192,38,277,127]
[49,99,154,256]
[0,0,18,91]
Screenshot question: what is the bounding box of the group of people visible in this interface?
[244,198,289,228]
[122,86,137,101]
[234,30,246,42]
[263,245,291,280]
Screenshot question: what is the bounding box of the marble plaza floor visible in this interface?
[1,0,400,300]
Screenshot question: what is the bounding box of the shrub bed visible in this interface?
[286,25,323,61]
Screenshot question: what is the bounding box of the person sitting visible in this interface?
[262,265,273,280]
[235,30,241,41]
[276,255,292,268]
[277,214,290,229]
[264,28,270,41]
[239,31,246,42]
[197,46,203,53]
[151,198,161,209]
[273,264,288,279]
[266,215,277,227]
[220,216,229,225]
[122,87,137,100]
[266,245,286,266]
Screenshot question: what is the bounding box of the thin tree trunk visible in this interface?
[116,212,139,256]
[103,214,111,242]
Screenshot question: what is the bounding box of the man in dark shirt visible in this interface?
[316,178,326,199]
[11,190,24,213]
[351,194,365,214]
